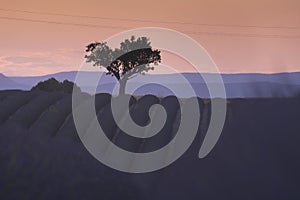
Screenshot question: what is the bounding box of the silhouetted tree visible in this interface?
[85,36,161,95]
[31,78,81,93]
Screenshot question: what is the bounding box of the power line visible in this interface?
[0,16,130,29]
[184,30,300,39]
[1,16,300,39]
[1,7,300,30]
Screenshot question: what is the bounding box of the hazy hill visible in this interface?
[9,71,300,84]
[2,71,300,97]
[0,73,25,90]
[98,81,300,98]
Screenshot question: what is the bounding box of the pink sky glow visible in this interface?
[0,0,300,76]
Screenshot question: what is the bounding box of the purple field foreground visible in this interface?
[0,90,300,199]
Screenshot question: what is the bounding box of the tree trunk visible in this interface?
[119,77,128,96]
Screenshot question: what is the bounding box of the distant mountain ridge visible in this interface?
[9,71,300,84]
[0,73,25,90]
[1,71,300,98]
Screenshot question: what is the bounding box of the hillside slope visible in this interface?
[0,90,300,199]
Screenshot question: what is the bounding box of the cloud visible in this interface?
[5,56,52,64]
[0,49,85,76]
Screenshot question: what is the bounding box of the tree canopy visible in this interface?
[31,78,81,93]
[85,36,161,81]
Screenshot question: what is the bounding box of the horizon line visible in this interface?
[3,70,300,78]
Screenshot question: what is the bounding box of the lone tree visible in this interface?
[85,36,161,95]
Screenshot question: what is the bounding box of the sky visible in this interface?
[0,0,300,76]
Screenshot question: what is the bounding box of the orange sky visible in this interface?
[0,0,300,76]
